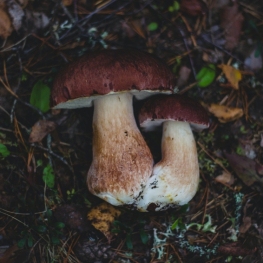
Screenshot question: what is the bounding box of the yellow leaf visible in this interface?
[218,64,242,89]
[207,103,243,123]
[215,171,234,186]
[87,202,121,239]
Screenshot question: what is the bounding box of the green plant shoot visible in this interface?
[43,164,55,188]
[196,64,216,87]
[0,144,10,158]
[30,81,51,113]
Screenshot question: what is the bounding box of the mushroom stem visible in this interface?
[137,121,199,211]
[87,93,153,206]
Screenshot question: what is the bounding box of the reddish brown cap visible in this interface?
[139,94,210,131]
[52,49,176,109]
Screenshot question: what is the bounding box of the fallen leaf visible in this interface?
[0,3,13,38]
[62,0,73,6]
[217,242,256,256]
[0,245,19,263]
[176,66,191,87]
[244,47,262,72]
[87,202,121,240]
[6,0,24,31]
[25,10,49,31]
[180,0,207,16]
[239,216,251,234]
[207,104,243,123]
[224,152,263,188]
[220,2,244,50]
[215,171,234,185]
[127,19,146,39]
[29,120,56,143]
[218,64,242,90]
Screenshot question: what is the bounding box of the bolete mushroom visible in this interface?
[136,94,209,211]
[52,49,175,207]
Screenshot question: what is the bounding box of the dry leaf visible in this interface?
[224,152,263,188]
[87,202,121,239]
[207,104,243,123]
[244,47,262,72]
[180,0,207,16]
[217,242,256,257]
[220,2,244,50]
[0,3,13,38]
[239,216,251,234]
[176,66,191,88]
[62,0,73,6]
[218,64,242,90]
[29,120,56,143]
[127,19,146,39]
[6,0,24,31]
[0,245,19,263]
[215,171,234,185]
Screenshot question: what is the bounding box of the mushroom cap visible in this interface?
[52,49,176,109]
[139,94,210,131]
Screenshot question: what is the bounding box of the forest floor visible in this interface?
[0,0,263,262]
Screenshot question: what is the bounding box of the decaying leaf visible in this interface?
[224,152,263,188]
[220,2,244,50]
[217,242,256,256]
[176,66,191,87]
[87,202,121,239]
[0,244,19,263]
[62,0,73,6]
[215,171,234,186]
[180,0,207,16]
[127,19,146,39]
[6,0,24,31]
[54,204,89,231]
[218,64,242,90]
[29,120,56,143]
[244,47,262,72]
[207,104,243,123]
[0,3,13,38]
[239,216,251,234]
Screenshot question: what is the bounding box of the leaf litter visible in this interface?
[0,0,263,262]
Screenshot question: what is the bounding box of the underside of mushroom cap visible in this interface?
[139,94,210,131]
[52,49,176,109]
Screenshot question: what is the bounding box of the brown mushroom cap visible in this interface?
[139,94,210,131]
[52,49,176,109]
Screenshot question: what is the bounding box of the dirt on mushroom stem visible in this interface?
[87,92,154,206]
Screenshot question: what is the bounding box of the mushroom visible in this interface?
[52,49,175,207]
[136,94,209,211]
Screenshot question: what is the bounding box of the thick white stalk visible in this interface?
[137,121,199,211]
[87,93,153,206]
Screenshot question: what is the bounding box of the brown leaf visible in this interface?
[215,171,234,185]
[0,3,13,38]
[180,0,207,16]
[87,202,121,240]
[218,242,256,256]
[29,120,56,143]
[220,2,244,50]
[218,64,242,90]
[176,66,191,88]
[207,104,243,123]
[0,245,19,263]
[127,19,146,39]
[62,0,73,6]
[224,152,263,188]
[239,216,251,234]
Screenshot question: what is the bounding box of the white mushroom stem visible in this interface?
[137,121,199,211]
[87,92,153,206]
